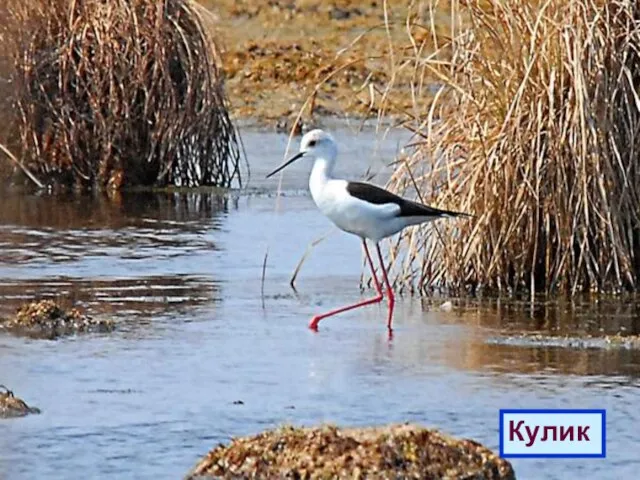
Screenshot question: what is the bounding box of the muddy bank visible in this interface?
[187,424,515,479]
[421,295,640,350]
[0,300,114,339]
[488,333,640,351]
[0,386,40,419]
[202,0,433,125]
[422,295,640,337]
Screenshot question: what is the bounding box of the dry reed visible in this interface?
[0,0,240,190]
[377,0,640,296]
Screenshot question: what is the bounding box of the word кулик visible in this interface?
[499,409,606,458]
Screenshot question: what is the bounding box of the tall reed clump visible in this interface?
[0,0,240,190]
[383,0,640,296]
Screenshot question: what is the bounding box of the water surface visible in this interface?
[1,128,639,480]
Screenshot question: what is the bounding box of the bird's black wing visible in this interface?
[346,181,469,218]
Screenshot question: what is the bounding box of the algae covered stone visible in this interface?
[186,423,515,479]
[0,386,41,419]
[0,299,114,339]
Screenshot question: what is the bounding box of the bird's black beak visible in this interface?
[265,151,305,179]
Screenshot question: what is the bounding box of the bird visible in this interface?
[266,129,470,332]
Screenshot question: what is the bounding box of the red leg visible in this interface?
[376,243,395,331]
[363,240,383,297]
[309,239,384,330]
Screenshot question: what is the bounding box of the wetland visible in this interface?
[1,128,639,479]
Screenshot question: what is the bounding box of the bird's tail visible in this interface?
[404,209,473,228]
[443,210,474,219]
[431,206,474,219]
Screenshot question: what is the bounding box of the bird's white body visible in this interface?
[308,157,428,242]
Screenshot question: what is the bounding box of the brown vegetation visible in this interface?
[187,424,515,479]
[380,0,640,295]
[0,0,240,190]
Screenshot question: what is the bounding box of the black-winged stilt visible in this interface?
[266,129,469,332]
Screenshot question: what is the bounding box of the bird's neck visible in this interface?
[309,156,334,199]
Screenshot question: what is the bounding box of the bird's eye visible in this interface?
[308,140,317,147]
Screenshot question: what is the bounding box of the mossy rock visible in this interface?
[0,386,40,419]
[0,299,114,339]
[186,424,515,480]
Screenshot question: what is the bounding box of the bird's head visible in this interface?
[266,129,337,179]
[298,129,337,160]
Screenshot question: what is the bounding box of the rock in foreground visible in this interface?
[0,386,40,418]
[187,424,515,480]
[0,299,114,339]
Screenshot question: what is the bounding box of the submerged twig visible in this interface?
[261,250,268,310]
[0,142,43,188]
[290,229,335,292]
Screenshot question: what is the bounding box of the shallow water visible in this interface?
[1,127,640,480]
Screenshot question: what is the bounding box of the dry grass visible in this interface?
[373,0,640,296]
[0,0,241,190]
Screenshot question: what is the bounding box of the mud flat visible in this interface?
[488,333,640,350]
[202,0,424,125]
[186,424,515,480]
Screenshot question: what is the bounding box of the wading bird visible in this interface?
[266,129,469,332]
